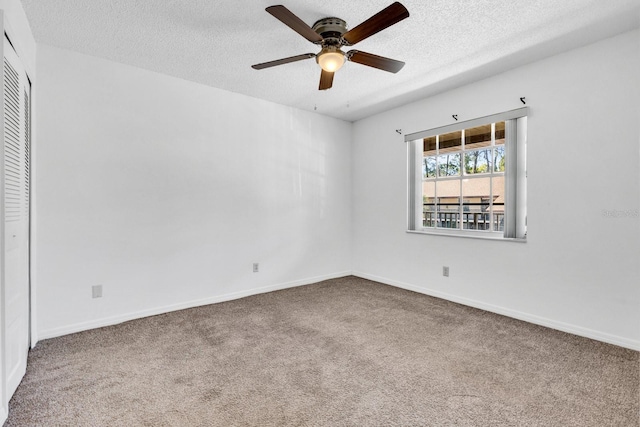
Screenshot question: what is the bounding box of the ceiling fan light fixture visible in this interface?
[317,47,345,72]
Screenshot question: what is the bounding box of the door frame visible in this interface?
[0,14,34,419]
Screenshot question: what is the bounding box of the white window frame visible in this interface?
[406,107,528,241]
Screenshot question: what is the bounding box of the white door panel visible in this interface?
[3,36,30,399]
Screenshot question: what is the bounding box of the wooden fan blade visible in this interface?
[266,5,323,43]
[342,2,409,45]
[252,53,316,70]
[347,50,405,73]
[319,70,334,90]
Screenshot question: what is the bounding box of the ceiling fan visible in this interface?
[251,2,410,90]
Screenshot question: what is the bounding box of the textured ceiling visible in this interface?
[20,0,640,121]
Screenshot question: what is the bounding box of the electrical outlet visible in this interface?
[443,266,449,277]
[92,285,103,298]
[253,263,259,273]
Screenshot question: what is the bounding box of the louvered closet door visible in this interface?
[3,36,30,399]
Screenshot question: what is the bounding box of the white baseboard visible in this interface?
[0,407,6,426]
[353,272,640,351]
[36,270,640,351]
[37,271,352,341]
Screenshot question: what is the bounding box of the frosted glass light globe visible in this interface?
[317,50,345,72]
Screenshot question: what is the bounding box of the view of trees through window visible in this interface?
[422,122,505,231]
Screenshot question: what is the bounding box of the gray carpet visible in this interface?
[5,276,639,426]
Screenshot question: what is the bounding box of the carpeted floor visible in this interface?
[5,276,639,426]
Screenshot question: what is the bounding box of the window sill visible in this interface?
[406,229,527,242]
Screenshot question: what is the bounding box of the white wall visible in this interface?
[34,44,352,340]
[351,30,640,349]
[32,30,640,350]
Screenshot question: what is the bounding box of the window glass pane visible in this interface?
[422,181,436,228]
[495,122,505,145]
[494,146,505,172]
[439,130,462,153]
[464,149,492,175]
[492,176,505,231]
[462,177,491,230]
[423,136,437,155]
[465,124,492,150]
[423,156,436,178]
[436,180,460,229]
[437,153,461,177]
[409,114,526,238]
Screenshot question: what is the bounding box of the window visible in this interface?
[407,108,527,240]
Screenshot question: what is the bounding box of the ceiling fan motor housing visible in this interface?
[312,17,348,46]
